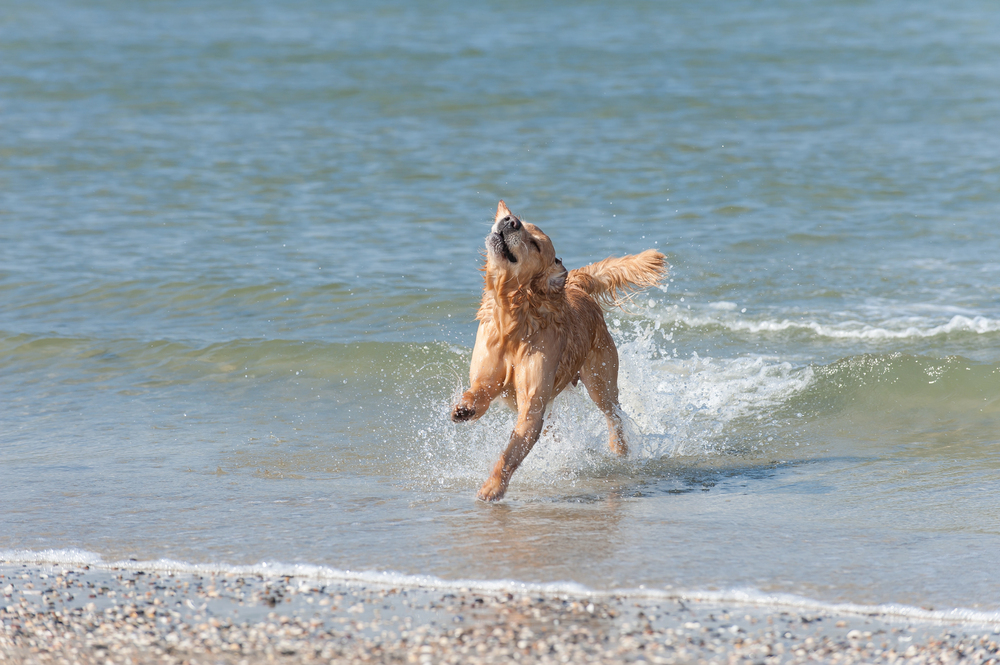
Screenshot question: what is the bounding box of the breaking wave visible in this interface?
[660,309,1000,340]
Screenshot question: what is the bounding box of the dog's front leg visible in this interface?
[452,321,506,422]
[477,352,554,502]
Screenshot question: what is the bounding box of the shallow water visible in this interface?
[3,0,1000,616]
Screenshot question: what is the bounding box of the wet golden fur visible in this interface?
[451,201,667,501]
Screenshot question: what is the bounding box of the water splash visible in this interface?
[401,324,815,492]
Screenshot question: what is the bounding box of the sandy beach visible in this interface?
[2,563,998,664]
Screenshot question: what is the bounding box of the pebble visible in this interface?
[1,563,999,664]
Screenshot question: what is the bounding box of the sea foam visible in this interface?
[4,549,999,626]
[664,310,1000,340]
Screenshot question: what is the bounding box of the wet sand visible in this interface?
[2,563,999,664]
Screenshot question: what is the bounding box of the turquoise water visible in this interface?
[3,0,1000,616]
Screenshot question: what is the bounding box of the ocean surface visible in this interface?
[3,0,1000,619]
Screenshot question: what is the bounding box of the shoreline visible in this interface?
[3,563,999,664]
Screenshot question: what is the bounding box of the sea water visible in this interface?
[3,0,1000,618]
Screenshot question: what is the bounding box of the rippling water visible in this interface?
[3,0,1000,616]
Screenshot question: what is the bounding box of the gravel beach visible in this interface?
[2,563,999,664]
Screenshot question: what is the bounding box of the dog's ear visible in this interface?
[495,200,512,223]
[546,258,568,293]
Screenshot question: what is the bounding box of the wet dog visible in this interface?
[451,201,667,501]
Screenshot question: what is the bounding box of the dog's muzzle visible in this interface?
[489,231,518,263]
[488,215,521,263]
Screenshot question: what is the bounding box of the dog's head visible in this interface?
[485,200,567,293]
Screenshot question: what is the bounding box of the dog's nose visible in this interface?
[504,216,521,231]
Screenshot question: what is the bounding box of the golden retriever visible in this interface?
[451,201,668,501]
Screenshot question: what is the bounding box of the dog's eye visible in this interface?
[529,239,539,250]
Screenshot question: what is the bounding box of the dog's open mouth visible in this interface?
[489,232,518,263]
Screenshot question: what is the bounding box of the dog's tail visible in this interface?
[568,249,668,309]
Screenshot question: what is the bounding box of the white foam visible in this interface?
[708,301,738,311]
[0,548,589,596]
[3,550,999,626]
[658,588,1000,626]
[666,311,1000,340]
[0,548,104,566]
[616,328,814,457]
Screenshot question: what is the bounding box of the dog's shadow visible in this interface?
[498,451,839,506]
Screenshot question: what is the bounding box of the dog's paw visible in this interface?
[609,420,628,457]
[451,404,476,422]
[477,476,506,502]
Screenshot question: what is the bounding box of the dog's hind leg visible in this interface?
[579,331,627,457]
